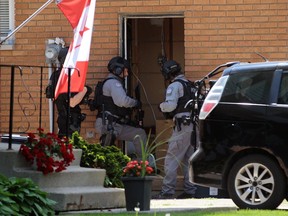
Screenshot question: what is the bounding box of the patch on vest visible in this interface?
[116,82,122,87]
[166,87,173,95]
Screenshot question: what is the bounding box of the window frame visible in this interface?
[0,0,15,50]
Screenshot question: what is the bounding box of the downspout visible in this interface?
[48,64,54,133]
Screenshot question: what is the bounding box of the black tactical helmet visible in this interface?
[161,60,182,80]
[107,56,130,75]
[58,47,69,65]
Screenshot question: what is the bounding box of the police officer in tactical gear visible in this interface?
[153,59,197,199]
[95,56,147,159]
[48,47,90,138]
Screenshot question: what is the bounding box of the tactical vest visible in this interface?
[165,79,197,119]
[98,78,131,118]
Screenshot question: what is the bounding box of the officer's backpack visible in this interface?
[176,79,206,115]
[175,79,197,100]
[89,77,114,111]
[163,79,197,119]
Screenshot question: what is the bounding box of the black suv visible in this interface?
[189,60,288,209]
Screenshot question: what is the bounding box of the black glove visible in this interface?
[134,100,142,109]
[88,99,97,111]
[85,85,93,97]
[79,86,92,105]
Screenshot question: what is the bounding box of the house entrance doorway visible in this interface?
[121,16,184,132]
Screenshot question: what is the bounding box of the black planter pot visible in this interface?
[121,176,154,211]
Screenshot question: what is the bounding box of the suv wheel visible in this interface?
[227,154,285,209]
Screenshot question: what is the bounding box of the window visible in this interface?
[278,73,288,104]
[221,70,273,104]
[0,0,15,49]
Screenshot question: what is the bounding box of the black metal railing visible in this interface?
[0,64,51,149]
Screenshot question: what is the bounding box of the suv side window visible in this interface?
[221,70,273,104]
[278,73,288,104]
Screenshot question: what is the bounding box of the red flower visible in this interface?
[19,128,75,175]
[122,160,154,177]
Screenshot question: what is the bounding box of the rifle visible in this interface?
[134,83,144,128]
[158,20,169,90]
[158,21,167,69]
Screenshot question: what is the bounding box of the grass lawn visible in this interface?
[59,199,288,216]
[63,209,288,216]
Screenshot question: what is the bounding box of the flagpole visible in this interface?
[0,0,54,45]
[66,67,72,139]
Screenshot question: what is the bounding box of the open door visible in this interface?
[121,16,184,132]
[121,15,185,178]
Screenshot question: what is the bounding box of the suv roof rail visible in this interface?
[195,61,240,85]
[206,61,240,79]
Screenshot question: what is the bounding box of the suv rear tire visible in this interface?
[227,154,285,209]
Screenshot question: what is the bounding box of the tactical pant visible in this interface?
[95,117,147,158]
[161,122,197,195]
[57,112,81,138]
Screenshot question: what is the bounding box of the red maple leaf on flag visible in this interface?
[55,0,96,99]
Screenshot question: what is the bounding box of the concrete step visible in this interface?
[0,146,105,188]
[0,142,126,212]
[13,166,106,188]
[0,144,82,171]
[43,186,125,212]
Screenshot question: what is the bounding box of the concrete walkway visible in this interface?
[60,198,288,214]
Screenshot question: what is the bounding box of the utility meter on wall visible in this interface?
[45,37,66,64]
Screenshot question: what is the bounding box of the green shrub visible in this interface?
[0,175,56,216]
[71,132,130,188]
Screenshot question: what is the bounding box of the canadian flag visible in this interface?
[55,0,96,99]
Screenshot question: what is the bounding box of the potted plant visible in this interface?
[122,160,155,211]
[121,130,169,211]
[19,128,75,175]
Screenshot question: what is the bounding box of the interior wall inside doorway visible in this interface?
[127,17,184,130]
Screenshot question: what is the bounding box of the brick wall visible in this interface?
[1,0,288,140]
